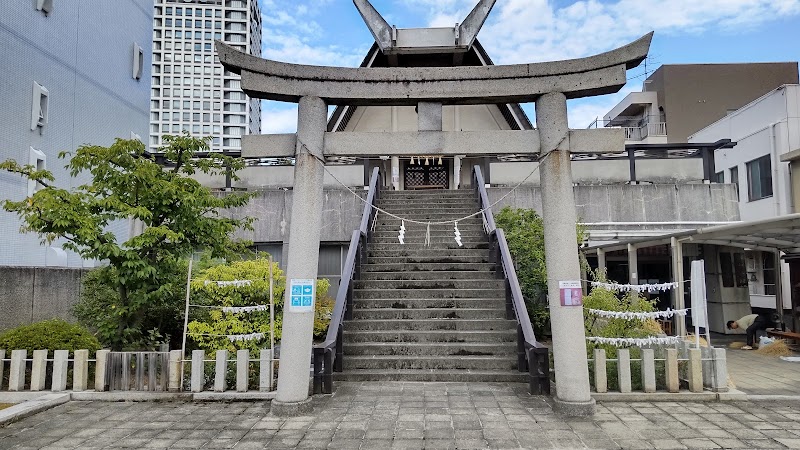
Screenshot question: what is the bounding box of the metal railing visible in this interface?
[312,167,381,394]
[473,166,551,395]
[587,115,667,141]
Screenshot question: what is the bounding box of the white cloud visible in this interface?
[261,103,298,134]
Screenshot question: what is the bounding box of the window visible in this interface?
[132,42,144,80]
[763,252,776,295]
[714,171,724,183]
[35,0,53,15]
[31,81,49,132]
[733,253,748,287]
[720,252,734,287]
[747,155,773,201]
[28,148,46,196]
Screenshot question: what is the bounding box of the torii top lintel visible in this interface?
[217,14,652,106]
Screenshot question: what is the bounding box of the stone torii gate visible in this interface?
[217,0,653,417]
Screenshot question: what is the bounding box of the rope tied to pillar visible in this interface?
[299,139,551,230]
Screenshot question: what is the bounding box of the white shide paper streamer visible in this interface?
[590,281,679,293]
[588,308,688,320]
[204,280,252,287]
[221,305,268,314]
[227,332,265,342]
[586,336,683,347]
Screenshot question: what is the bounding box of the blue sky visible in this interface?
[258,0,800,133]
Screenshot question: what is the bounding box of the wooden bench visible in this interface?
[767,329,800,348]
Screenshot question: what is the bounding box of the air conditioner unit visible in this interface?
[36,0,53,15]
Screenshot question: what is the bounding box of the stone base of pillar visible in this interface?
[553,397,596,417]
[270,397,313,417]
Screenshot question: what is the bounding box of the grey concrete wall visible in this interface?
[0,267,87,332]
[487,183,740,224]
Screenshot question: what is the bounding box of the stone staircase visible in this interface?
[335,189,526,382]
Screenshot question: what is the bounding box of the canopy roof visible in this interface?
[583,214,800,255]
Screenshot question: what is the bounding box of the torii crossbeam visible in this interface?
[218,0,653,417]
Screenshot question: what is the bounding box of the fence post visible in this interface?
[712,348,728,392]
[665,348,679,393]
[73,349,89,391]
[214,350,228,392]
[30,350,48,391]
[260,348,273,392]
[191,350,205,393]
[617,349,632,393]
[0,350,5,390]
[641,348,656,393]
[95,350,110,392]
[9,350,27,391]
[594,349,607,393]
[688,348,703,393]
[236,349,249,392]
[168,349,182,392]
[52,350,69,391]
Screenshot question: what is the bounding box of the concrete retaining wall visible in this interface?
[0,267,87,332]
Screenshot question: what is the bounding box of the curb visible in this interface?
[592,389,748,402]
[0,393,70,427]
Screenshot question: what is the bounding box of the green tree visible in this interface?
[187,258,334,356]
[1,135,253,350]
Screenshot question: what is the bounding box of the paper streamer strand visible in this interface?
[588,308,688,320]
[586,336,683,347]
[221,305,268,314]
[590,281,679,293]
[204,280,252,287]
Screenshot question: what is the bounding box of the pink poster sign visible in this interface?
[559,280,583,306]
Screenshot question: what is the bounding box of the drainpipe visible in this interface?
[770,121,781,216]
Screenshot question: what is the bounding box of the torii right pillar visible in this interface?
[537,92,595,416]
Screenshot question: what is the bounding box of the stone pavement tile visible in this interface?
[233,440,268,450]
[332,428,366,439]
[649,439,687,449]
[359,439,393,449]
[677,438,720,449]
[269,437,303,448]
[365,428,394,439]
[422,439,457,449]
[391,438,425,449]
[202,438,238,448]
[455,430,484,440]
[486,438,522,448]
[761,429,800,439]
[171,437,211,448]
[454,438,491,449]
[303,430,335,440]
[777,438,800,449]
[425,428,455,439]
[744,439,787,448]
[550,439,585,449]
[710,437,749,448]
[613,439,656,449]
[395,428,424,439]
[638,430,674,440]
[141,438,179,448]
[582,439,622,449]
[697,428,734,439]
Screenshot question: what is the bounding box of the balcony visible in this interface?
[587,115,667,143]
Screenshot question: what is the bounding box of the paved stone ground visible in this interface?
[711,332,800,396]
[3,382,800,449]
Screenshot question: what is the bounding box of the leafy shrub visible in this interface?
[188,257,333,357]
[0,319,100,356]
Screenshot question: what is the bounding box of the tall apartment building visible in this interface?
[0,0,152,267]
[150,0,262,153]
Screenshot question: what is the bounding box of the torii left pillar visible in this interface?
[271,96,327,416]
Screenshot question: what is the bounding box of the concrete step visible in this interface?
[366,255,490,264]
[366,249,487,258]
[353,288,504,299]
[375,214,484,222]
[345,318,514,331]
[333,369,527,383]
[342,355,517,371]
[351,307,505,320]
[361,262,496,272]
[373,223,484,231]
[377,207,481,215]
[342,329,516,343]
[379,191,475,198]
[354,279,505,290]
[359,271,498,281]
[353,298,505,309]
[368,242,489,250]
[343,341,516,356]
[371,231,486,239]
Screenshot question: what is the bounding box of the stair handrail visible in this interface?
[472,165,551,395]
[312,167,381,394]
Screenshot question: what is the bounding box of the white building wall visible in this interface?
[0,0,152,267]
[150,0,261,153]
[691,84,800,311]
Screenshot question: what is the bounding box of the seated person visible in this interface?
[727,314,771,350]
